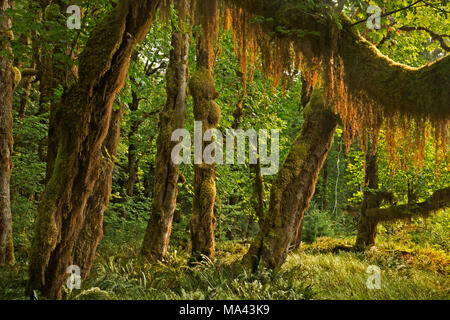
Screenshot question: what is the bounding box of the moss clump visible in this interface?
[6,30,14,41]
[13,67,21,88]
[189,67,218,101]
[200,178,216,207]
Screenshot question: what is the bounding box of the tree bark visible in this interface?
[126,91,140,197]
[72,108,123,278]
[355,140,380,249]
[189,35,220,261]
[141,0,190,261]
[290,218,305,252]
[250,158,265,222]
[242,88,338,270]
[0,0,16,267]
[41,1,77,183]
[18,70,34,119]
[28,0,160,299]
[321,158,328,210]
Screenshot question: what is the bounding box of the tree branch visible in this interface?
[350,0,425,27]
[399,26,450,52]
[366,186,450,222]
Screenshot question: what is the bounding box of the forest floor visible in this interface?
[1,237,448,300]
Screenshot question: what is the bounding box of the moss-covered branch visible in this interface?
[228,0,450,123]
[340,20,450,123]
[366,186,450,222]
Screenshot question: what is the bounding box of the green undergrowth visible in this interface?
[1,238,448,300]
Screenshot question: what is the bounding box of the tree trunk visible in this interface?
[0,0,16,266]
[321,158,328,210]
[28,0,160,299]
[126,91,140,197]
[250,158,265,222]
[16,34,35,119]
[141,0,190,261]
[72,108,123,278]
[36,0,58,116]
[189,31,220,261]
[290,218,304,252]
[41,1,76,183]
[355,141,380,249]
[19,70,34,119]
[242,88,338,270]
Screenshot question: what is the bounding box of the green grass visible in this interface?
[1,238,448,300]
[286,244,449,300]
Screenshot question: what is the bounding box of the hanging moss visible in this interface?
[220,0,449,170]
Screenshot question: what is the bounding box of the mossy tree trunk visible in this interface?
[19,64,35,119]
[232,90,265,228]
[28,0,160,299]
[141,0,190,261]
[126,90,140,197]
[290,218,304,252]
[72,108,124,278]
[242,89,338,270]
[36,0,56,116]
[42,1,79,183]
[0,0,16,267]
[355,141,380,249]
[251,158,265,223]
[189,33,221,261]
[320,158,328,210]
[16,32,36,119]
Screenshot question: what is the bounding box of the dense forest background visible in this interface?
[0,0,449,300]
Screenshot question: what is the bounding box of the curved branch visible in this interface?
[340,22,450,122]
[229,0,450,122]
[366,186,450,222]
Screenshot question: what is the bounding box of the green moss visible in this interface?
[6,30,14,41]
[207,101,221,127]
[79,2,130,90]
[189,67,218,101]
[13,67,21,88]
[200,178,216,205]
